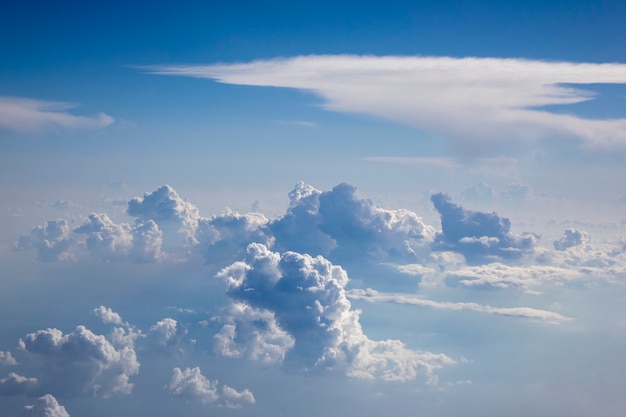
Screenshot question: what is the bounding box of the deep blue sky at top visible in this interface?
[2,0,626,194]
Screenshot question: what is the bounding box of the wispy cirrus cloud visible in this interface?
[0,96,113,133]
[147,55,626,150]
[347,288,570,324]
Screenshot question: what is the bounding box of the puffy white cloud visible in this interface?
[93,306,126,327]
[0,372,38,396]
[348,289,570,324]
[148,55,626,150]
[431,193,539,264]
[74,213,133,261]
[167,367,255,408]
[14,220,74,262]
[0,96,113,133]
[127,185,200,249]
[212,302,294,363]
[19,325,139,398]
[0,351,17,366]
[270,182,435,264]
[216,243,454,381]
[554,228,590,251]
[146,318,189,354]
[20,394,70,417]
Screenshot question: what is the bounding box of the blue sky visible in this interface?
[2,1,626,416]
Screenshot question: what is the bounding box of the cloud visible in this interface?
[431,193,539,264]
[128,185,200,249]
[74,213,163,262]
[14,220,74,262]
[19,325,139,398]
[212,302,294,363]
[20,394,70,417]
[0,351,17,366]
[216,243,454,382]
[554,228,589,251]
[0,373,38,396]
[93,306,126,327]
[0,96,113,133]
[347,289,570,324]
[270,182,435,265]
[167,367,255,408]
[147,55,626,150]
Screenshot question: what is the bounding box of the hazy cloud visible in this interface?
[554,228,590,251]
[19,326,139,398]
[0,96,113,133]
[148,55,626,150]
[15,220,74,262]
[0,372,38,396]
[431,193,539,263]
[167,367,255,408]
[348,288,570,324]
[0,351,17,366]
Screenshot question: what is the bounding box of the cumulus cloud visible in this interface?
[216,244,454,381]
[198,209,271,267]
[270,182,435,264]
[212,302,294,363]
[20,394,70,417]
[14,220,74,262]
[167,367,255,408]
[554,228,590,251]
[0,372,38,396]
[93,306,126,327]
[128,185,200,249]
[431,193,539,263]
[0,351,17,366]
[19,325,139,398]
[348,289,570,324]
[147,55,626,150]
[0,96,113,133]
[74,213,164,263]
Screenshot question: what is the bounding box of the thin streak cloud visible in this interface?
[148,55,626,150]
[347,288,571,324]
[0,96,113,133]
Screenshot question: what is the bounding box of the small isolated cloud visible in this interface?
[0,96,113,133]
[0,372,38,396]
[146,318,189,355]
[431,193,539,264]
[148,55,626,150]
[216,243,454,382]
[0,351,17,366]
[554,228,590,251]
[14,220,74,262]
[348,289,570,324]
[19,325,139,398]
[20,394,70,417]
[93,306,126,327]
[167,367,255,408]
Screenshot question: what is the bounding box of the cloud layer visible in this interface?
[148,55,626,150]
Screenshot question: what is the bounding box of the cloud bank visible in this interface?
[148,55,626,150]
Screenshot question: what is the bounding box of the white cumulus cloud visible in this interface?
[167,367,255,408]
[20,394,70,417]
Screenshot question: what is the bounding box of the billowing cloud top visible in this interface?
[147,55,626,150]
[21,394,70,417]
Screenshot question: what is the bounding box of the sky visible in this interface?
[1,1,626,416]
